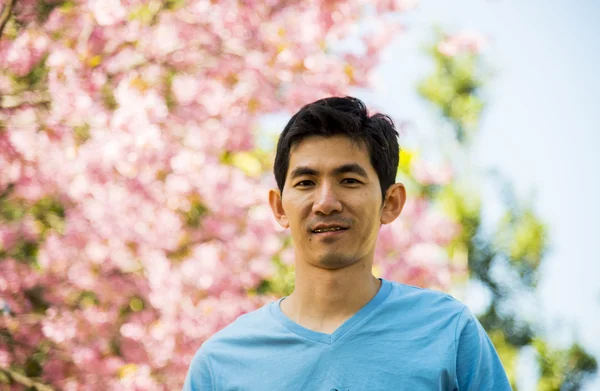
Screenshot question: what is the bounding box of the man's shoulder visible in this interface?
[200,301,279,350]
[385,279,468,316]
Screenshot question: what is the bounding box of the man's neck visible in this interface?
[280,259,381,334]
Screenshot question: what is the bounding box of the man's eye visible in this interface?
[342,178,361,184]
[295,180,314,187]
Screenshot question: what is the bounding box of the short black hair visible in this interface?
[274,96,399,200]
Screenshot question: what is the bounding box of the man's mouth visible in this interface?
[311,226,348,234]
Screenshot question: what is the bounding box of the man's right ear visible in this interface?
[268,189,289,229]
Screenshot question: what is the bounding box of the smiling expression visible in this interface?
[270,135,403,270]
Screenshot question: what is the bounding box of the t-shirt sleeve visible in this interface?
[455,307,512,391]
[182,348,215,391]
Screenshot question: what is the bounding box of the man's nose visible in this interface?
[312,183,342,215]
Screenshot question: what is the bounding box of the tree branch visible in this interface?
[1,91,51,109]
[0,367,56,391]
[0,0,16,40]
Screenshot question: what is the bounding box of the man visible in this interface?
[183,96,511,390]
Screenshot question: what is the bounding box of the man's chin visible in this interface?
[316,254,356,270]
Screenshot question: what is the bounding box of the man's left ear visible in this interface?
[380,183,406,225]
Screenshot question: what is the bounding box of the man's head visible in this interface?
[273,96,399,201]
[269,96,406,270]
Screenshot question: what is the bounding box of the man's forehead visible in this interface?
[288,137,369,170]
[289,135,367,154]
[287,136,373,177]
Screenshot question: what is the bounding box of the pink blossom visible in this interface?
[363,22,403,55]
[0,74,12,93]
[90,0,127,26]
[0,226,19,253]
[42,357,70,384]
[118,364,160,390]
[411,158,454,185]
[438,30,489,57]
[144,19,183,57]
[42,309,77,344]
[121,322,146,341]
[396,0,420,11]
[0,347,10,367]
[405,242,448,267]
[172,74,201,105]
[0,29,49,76]
[104,46,146,74]
[414,209,460,246]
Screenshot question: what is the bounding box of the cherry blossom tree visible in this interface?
[0,0,469,389]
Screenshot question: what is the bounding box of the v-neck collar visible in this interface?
[269,278,392,345]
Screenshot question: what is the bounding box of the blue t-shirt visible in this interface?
[183,278,511,390]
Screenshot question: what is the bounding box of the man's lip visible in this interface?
[310,225,349,232]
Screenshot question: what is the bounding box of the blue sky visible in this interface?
[368,0,600,389]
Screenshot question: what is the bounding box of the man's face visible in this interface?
[272,135,388,270]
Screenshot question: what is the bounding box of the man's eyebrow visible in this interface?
[289,163,369,180]
[289,166,318,180]
[333,163,368,178]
